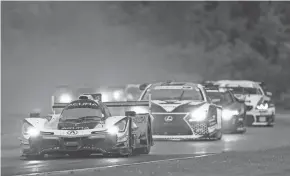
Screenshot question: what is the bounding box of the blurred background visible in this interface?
[2,1,290,117]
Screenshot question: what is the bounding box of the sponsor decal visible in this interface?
[67,130,78,135]
[62,126,89,130]
[164,116,174,122]
[65,100,99,110]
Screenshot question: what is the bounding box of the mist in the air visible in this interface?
[2,2,199,115]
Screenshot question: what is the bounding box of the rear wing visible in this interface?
[104,101,149,107]
[52,101,150,109]
[51,93,152,114]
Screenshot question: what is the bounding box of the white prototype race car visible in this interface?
[215,80,275,127]
[19,94,153,159]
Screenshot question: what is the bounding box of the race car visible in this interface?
[203,85,247,134]
[215,80,275,127]
[19,94,153,159]
[135,81,223,141]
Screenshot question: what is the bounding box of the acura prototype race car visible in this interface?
[203,85,247,134]
[215,80,275,127]
[134,81,223,141]
[19,94,153,159]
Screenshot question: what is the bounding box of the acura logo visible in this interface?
[67,130,78,135]
[164,116,173,122]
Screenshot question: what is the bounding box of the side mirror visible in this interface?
[132,123,139,131]
[139,83,148,91]
[266,92,272,97]
[237,98,245,103]
[44,116,52,121]
[207,97,212,103]
[125,111,136,117]
[29,112,40,118]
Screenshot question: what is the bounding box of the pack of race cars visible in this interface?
[19,79,275,159]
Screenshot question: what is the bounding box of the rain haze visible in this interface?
[2,2,199,116]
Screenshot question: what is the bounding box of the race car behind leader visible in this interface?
[136,81,223,141]
[203,85,246,134]
[215,80,275,127]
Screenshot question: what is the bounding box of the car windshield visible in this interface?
[142,86,203,101]
[206,91,233,104]
[226,87,262,95]
[207,91,223,102]
[61,101,104,120]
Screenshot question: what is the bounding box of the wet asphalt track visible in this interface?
[2,114,290,176]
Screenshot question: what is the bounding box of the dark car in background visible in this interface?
[204,85,247,134]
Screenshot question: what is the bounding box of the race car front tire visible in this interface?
[68,152,91,158]
[267,114,275,127]
[212,130,222,141]
[24,153,44,160]
[135,123,152,155]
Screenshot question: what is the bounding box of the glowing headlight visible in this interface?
[222,110,239,120]
[113,90,122,100]
[59,94,72,103]
[130,107,148,114]
[102,93,109,102]
[189,110,207,122]
[107,126,119,134]
[27,127,40,137]
[256,103,268,110]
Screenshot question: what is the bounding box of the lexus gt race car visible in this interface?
[215,80,275,127]
[19,94,153,159]
[203,85,246,134]
[134,81,223,141]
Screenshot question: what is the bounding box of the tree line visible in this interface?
[3,1,290,103]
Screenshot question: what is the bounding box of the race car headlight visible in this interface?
[222,110,239,120]
[22,122,40,138]
[130,107,148,114]
[27,127,40,137]
[107,126,119,134]
[189,110,207,122]
[101,93,110,102]
[59,94,72,103]
[256,103,268,110]
[113,90,123,100]
[107,119,127,134]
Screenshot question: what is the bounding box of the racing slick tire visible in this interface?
[106,119,134,158]
[134,124,152,155]
[212,130,223,141]
[236,128,247,134]
[24,153,45,160]
[267,114,275,127]
[68,152,91,158]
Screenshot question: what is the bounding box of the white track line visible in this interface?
[13,153,217,176]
